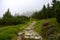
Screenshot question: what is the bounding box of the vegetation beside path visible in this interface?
[34,18,60,40]
[0,19,32,40]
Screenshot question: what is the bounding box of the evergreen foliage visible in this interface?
[31,0,60,23]
[0,9,29,26]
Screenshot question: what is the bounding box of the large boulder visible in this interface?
[42,22,49,26]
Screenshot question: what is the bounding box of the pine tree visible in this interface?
[52,0,56,16]
[3,9,12,18]
[47,4,51,18]
[41,5,47,19]
[55,1,60,23]
[2,9,12,25]
[47,4,54,18]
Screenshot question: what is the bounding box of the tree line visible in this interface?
[0,9,29,26]
[0,0,60,26]
[31,0,60,23]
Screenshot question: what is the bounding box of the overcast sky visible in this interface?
[0,0,52,17]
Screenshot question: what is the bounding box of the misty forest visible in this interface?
[0,0,60,40]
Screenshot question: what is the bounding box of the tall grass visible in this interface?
[0,20,32,40]
[34,18,60,35]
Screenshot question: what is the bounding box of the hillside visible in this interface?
[34,18,60,40]
[0,18,60,40]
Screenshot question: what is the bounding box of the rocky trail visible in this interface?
[17,21,42,40]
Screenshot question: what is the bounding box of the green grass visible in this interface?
[0,18,60,40]
[0,20,32,40]
[34,18,60,35]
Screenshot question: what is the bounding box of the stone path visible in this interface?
[17,21,42,40]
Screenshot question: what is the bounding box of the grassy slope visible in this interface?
[0,18,60,40]
[34,18,60,35]
[0,20,32,40]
